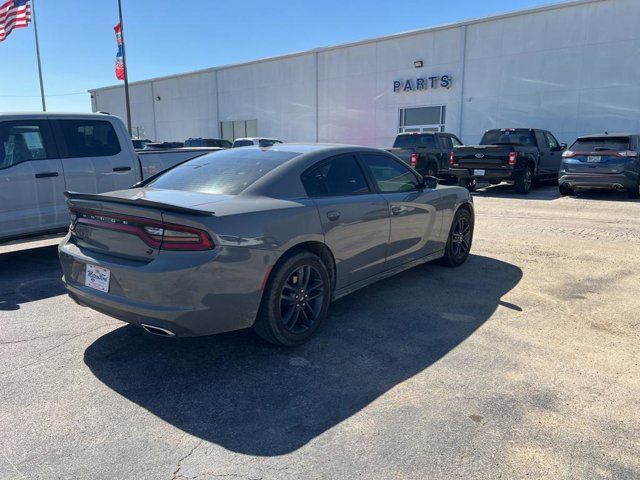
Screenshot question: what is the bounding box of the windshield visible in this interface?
[393,134,435,149]
[481,129,536,146]
[147,148,300,195]
[570,137,630,152]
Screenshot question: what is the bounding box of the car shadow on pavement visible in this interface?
[471,183,560,200]
[84,254,522,456]
[0,245,66,311]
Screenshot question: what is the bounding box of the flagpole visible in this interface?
[117,0,132,136]
[31,0,46,111]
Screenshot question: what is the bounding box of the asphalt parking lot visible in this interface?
[0,185,638,480]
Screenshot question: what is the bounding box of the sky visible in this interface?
[1,0,563,112]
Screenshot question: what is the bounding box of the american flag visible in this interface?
[114,22,125,80]
[0,0,31,42]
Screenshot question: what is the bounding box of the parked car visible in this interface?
[184,138,232,148]
[232,137,283,148]
[59,145,474,346]
[559,133,640,199]
[131,139,152,150]
[0,113,219,243]
[143,141,185,150]
[449,128,565,194]
[386,132,463,178]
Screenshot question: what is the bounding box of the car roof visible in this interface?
[577,133,636,139]
[0,112,117,120]
[234,137,280,141]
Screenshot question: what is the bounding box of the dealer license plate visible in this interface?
[587,156,601,163]
[473,169,485,176]
[85,264,110,293]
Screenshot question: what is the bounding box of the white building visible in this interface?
[90,0,640,147]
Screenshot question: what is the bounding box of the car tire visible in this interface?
[253,251,331,347]
[514,165,533,194]
[437,208,473,268]
[628,181,640,199]
[458,177,476,192]
[559,184,574,196]
[425,162,438,178]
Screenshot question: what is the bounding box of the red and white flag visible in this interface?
[0,0,31,42]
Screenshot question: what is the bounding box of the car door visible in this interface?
[301,154,390,288]
[0,120,67,240]
[359,152,444,270]
[533,130,555,175]
[52,117,139,194]
[543,131,563,173]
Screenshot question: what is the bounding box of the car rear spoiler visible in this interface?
[64,191,215,216]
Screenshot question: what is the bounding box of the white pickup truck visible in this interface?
[0,112,220,243]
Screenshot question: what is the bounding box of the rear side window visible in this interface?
[0,121,55,170]
[148,148,300,195]
[302,155,370,197]
[233,140,254,148]
[571,137,631,152]
[360,154,420,193]
[57,120,122,158]
[439,136,453,149]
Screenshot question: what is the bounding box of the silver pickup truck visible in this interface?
[0,112,219,243]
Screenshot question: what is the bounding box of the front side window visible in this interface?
[302,155,370,197]
[0,122,52,170]
[544,132,559,149]
[360,154,419,193]
[58,120,121,158]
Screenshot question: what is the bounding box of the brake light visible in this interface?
[616,150,638,158]
[410,153,418,168]
[71,209,214,251]
[449,151,455,167]
[562,150,575,158]
[508,151,518,166]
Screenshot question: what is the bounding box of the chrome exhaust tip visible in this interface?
[141,324,176,337]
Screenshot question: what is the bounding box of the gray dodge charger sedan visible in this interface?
[59,144,474,346]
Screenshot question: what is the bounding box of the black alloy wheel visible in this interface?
[515,165,533,194]
[279,264,325,334]
[254,251,331,346]
[438,208,473,267]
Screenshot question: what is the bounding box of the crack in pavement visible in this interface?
[171,440,204,480]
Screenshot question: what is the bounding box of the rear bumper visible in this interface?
[449,167,516,181]
[58,238,267,337]
[558,170,638,190]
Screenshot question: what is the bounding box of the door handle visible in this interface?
[326,210,341,221]
[113,166,132,172]
[35,172,59,178]
[390,205,402,216]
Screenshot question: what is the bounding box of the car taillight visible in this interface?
[410,153,418,168]
[508,151,518,166]
[562,150,575,158]
[616,150,638,158]
[143,224,213,251]
[449,151,455,167]
[71,209,214,251]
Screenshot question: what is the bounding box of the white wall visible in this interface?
[92,0,640,147]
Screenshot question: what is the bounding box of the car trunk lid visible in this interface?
[65,190,217,261]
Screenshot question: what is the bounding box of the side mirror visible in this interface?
[422,176,438,189]
[560,143,567,150]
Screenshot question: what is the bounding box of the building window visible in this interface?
[399,106,446,133]
[220,119,257,143]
